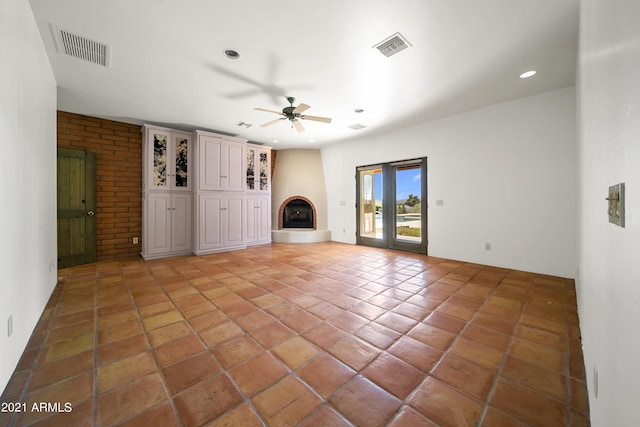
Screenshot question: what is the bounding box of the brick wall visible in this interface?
[57,111,142,260]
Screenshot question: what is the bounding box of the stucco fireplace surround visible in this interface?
[271,149,331,243]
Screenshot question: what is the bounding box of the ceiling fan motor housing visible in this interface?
[283,106,297,118]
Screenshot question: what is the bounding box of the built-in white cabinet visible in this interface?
[196,132,246,192]
[143,126,192,192]
[142,193,192,258]
[142,125,193,260]
[141,125,271,258]
[195,193,246,253]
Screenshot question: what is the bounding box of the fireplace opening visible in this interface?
[282,198,314,229]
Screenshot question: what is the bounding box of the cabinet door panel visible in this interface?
[225,195,245,246]
[147,193,171,255]
[246,147,256,190]
[259,150,270,192]
[199,136,222,190]
[225,142,245,191]
[147,130,171,191]
[199,195,223,250]
[173,134,191,191]
[172,193,192,252]
[258,196,271,241]
[246,196,257,242]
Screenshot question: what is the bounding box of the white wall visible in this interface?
[0,0,57,393]
[577,0,640,425]
[322,87,577,278]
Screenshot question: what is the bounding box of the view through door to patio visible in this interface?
[356,157,427,254]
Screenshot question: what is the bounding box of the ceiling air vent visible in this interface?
[52,25,111,67]
[373,32,412,58]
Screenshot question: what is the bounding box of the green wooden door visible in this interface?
[57,148,96,268]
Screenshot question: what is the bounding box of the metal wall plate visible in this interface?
[607,183,625,227]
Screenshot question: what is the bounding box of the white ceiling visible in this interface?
[29,0,578,149]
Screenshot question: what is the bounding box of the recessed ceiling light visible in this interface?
[272,140,278,143]
[224,49,240,59]
[309,139,315,143]
[520,70,536,79]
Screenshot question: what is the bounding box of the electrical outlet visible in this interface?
[7,315,13,337]
[133,237,139,244]
[485,243,492,250]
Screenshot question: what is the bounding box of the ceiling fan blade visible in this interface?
[260,118,285,127]
[254,108,283,115]
[301,115,332,124]
[292,103,311,114]
[293,119,305,133]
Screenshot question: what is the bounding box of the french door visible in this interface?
[356,158,427,254]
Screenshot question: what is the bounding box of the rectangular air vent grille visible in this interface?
[53,25,111,67]
[373,32,412,57]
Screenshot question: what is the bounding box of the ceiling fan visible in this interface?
[254,97,332,132]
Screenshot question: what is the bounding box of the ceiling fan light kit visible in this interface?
[255,97,332,133]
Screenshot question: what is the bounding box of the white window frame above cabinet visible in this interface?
[143,125,193,192]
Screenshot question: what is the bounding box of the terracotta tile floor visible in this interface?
[1,242,590,426]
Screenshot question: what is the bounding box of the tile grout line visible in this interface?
[396,265,511,426]
[203,263,276,427]
[172,259,274,426]
[476,272,537,426]
[103,263,185,427]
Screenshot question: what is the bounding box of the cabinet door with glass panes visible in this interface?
[144,125,192,191]
[246,144,271,193]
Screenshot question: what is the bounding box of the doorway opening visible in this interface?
[356,157,427,254]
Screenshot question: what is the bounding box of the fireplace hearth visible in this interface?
[282,198,314,229]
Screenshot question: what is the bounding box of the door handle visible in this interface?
[87,211,95,216]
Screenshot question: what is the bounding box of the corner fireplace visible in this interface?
[280,197,316,229]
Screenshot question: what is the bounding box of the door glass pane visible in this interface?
[246,149,255,190]
[359,169,383,239]
[259,152,268,190]
[395,165,422,242]
[175,137,188,187]
[153,133,167,186]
